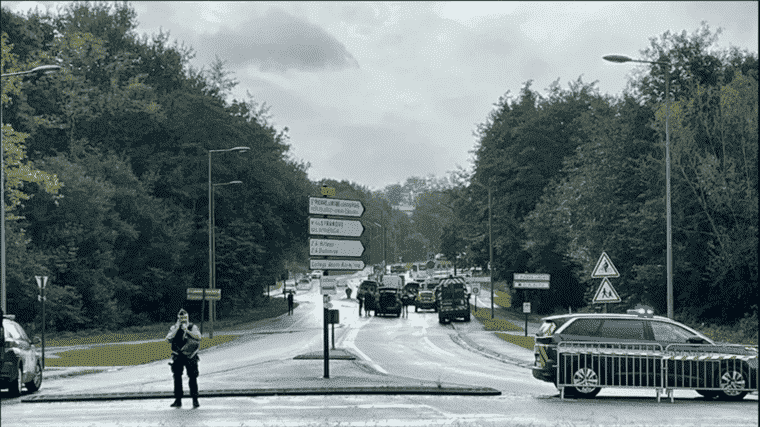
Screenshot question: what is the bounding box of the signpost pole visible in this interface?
[323,274,330,378]
[201,290,205,336]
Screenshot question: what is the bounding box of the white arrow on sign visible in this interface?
[309,218,364,237]
[309,197,364,217]
[310,239,365,257]
[310,259,365,270]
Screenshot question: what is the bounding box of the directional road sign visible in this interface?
[513,273,550,289]
[310,239,365,257]
[309,197,364,217]
[186,288,221,301]
[310,259,365,270]
[309,218,364,237]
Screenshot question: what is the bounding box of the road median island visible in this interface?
[22,385,501,403]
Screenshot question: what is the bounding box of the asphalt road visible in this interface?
[1,274,757,426]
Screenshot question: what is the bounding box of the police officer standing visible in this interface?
[166,309,201,408]
[287,291,294,315]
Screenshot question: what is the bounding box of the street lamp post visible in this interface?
[208,147,249,338]
[604,54,672,319]
[1,65,61,314]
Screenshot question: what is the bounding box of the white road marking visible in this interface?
[342,325,388,374]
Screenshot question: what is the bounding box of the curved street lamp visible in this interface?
[604,54,673,318]
[208,147,249,337]
[1,64,62,314]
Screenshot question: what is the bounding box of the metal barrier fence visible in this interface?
[557,342,758,402]
[557,342,665,401]
[662,343,758,403]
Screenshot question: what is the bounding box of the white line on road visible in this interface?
[342,325,388,374]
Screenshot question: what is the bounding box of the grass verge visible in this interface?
[494,332,535,351]
[46,335,239,367]
[46,298,291,347]
[42,298,291,367]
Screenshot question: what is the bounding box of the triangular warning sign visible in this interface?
[591,252,619,278]
[593,278,621,303]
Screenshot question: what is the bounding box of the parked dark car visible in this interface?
[532,307,758,400]
[375,288,402,317]
[2,315,43,396]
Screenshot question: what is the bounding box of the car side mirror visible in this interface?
[687,336,707,344]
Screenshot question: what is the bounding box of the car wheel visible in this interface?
[415,306,418,313]
[465,314,471,322]
[569,366,602,398]
[25,362,42,392]
[8,364,23,396]
[715,365,749,401]
[696,390,719,399]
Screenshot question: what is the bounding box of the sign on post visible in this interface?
[309,218,364,237]
[591,252,619,278]
[310,259,365,270]
[309,239,365,257]
[321,277,337,295]
[308,197,364,217]
[513,273,550,289]
[592,278,621,303]
[523,302,531,313]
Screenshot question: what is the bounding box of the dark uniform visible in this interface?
[287,292,294,315]
[166,309,201,408]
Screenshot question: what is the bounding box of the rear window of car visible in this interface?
[562,318,603,336]
[598,319,645,340]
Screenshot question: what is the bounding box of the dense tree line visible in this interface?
[2,2,316,331]
[456,23,757,325]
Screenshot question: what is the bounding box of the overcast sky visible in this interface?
[6,2,759,191]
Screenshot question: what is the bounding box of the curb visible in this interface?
[450,326,534,370]
[22,386,501,402]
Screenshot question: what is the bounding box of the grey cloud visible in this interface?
[198,7,359,73]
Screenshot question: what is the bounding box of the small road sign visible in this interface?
[186,288,221,301]
[309,218,364,237]
[321,277,337,295]
[472,286,480,295]
[310,259,365,270]
[523,302,531,313]
[309,197,364,217]
[513,273,550,289]
[592,278,621,303]
[310,238,365,256]
[591,252,619,278]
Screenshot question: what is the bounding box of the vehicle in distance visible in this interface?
[297,278,312,290]
[284,279,297,294]
[375,288,402,317]
[532,307,758,400]
[403,282,420,299]
[415,290,436,312]
[310,270,322,280]
[1,315,43,396]
[437,277,471,324]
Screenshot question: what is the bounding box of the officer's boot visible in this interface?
[170,398,182,407]
[192,397,200,408]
